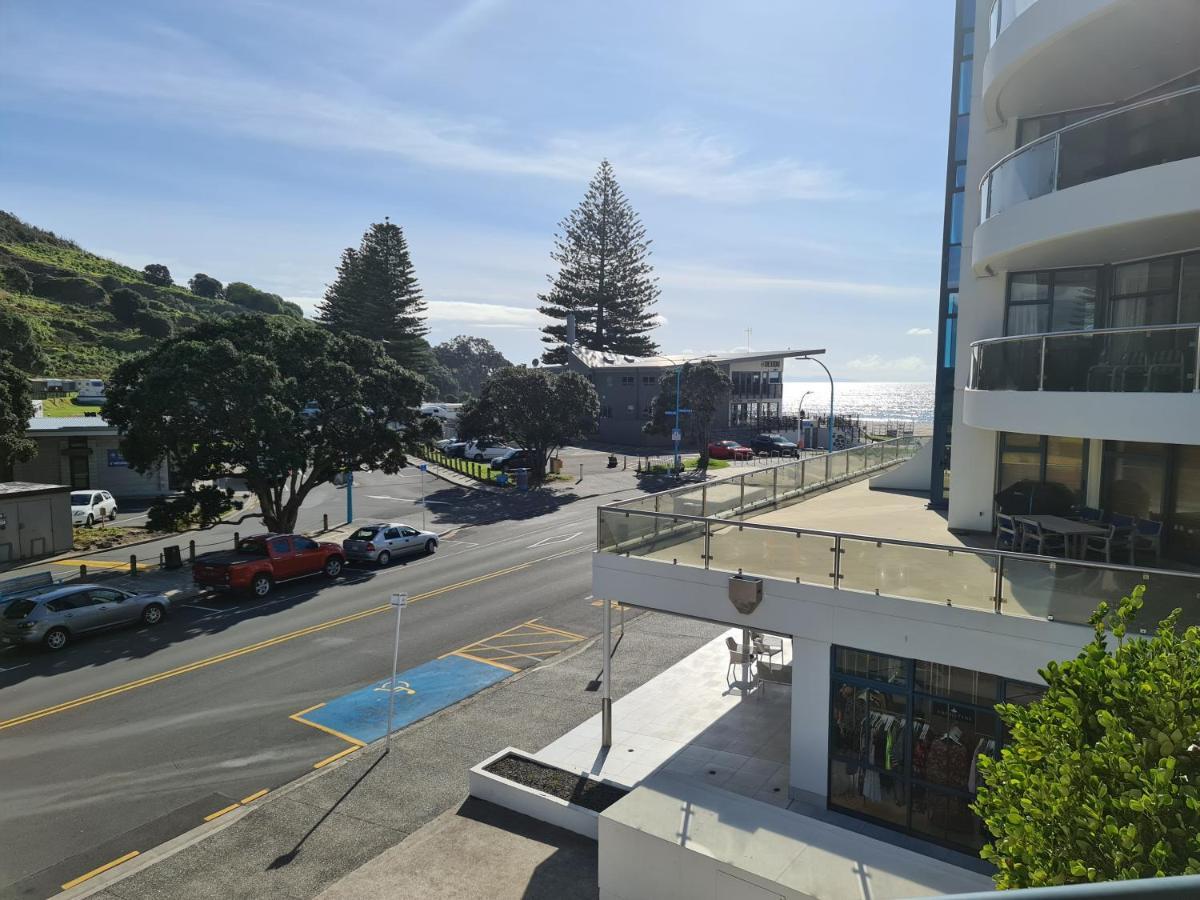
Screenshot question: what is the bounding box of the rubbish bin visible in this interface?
[549,457,563,474]
[162,544,183,570]
[516,468,530,492]
[496,472,509,486]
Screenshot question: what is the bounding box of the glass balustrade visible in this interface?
[971,325,1200,393]
[981,86,1200,221]
[840,539,1000,613]
[706,523,835,586]
[988,0,1038,45]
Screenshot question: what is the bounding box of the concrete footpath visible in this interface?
[75,612,724,900]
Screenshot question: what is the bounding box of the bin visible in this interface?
[549,457,563,474]
[516,468,530,492]
[496,472,509,486]
[162,544,183,569]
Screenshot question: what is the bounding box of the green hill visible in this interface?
[0,210,304,378]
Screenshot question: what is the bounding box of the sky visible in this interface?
[0,1,953,381]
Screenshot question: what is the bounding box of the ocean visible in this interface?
[782,381,934,426]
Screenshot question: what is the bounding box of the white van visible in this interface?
[76,379,107,405]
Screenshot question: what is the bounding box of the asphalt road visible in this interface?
[0,467,631,899]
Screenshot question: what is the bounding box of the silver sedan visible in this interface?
[0,584,171,651]
[342,523,440,566]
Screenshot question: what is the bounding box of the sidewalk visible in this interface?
[74,612,725,900]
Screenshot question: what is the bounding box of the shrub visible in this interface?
[133,308,173,338]
[99,274,123,292]
[146,494,195,532]
[192,485,233,526]
[142,263,173,286]
[110,288,148,324]
[188,272,223,298]
[1,264,32,293]
[31,274,107,306]
[225,281,286,314]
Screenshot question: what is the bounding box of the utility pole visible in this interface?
[386,593,407,756]
[668,364,691,475]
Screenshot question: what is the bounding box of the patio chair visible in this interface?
[1019,521,1066,557]
[995,513,1021,550]
[1083,524,1134,565]
[1072,506,1105,523]
[756,660,792,699]
[725,636,756,688]
[1133,519,1164,565]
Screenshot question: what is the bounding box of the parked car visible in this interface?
[464,439,513,462]
[490,448,537,471]
[749,434,800,457]
[342,523,439,566]
[433,438,456,451]
[0,584,170,651]
[707,440,753,461]
[71,490,118,527]
[442,441,469,458]
[192,534,345,597]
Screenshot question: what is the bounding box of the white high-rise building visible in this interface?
[943,0,1200,558]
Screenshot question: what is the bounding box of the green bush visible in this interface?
[99,274,123,292]
[134,308,173,338]
[31,273,107,306]
[110,288,148,324]
[1,264,32,293]
[146,495,195,532]
[225,281,286,315]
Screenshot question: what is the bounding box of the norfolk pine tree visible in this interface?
[539,160,661,363]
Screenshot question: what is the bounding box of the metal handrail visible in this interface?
[979,83,1200,219]
[970,322,1200,347]
[598,505,1200,583]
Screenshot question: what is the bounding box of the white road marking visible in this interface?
[529,531,583,549]
[0,663,30,673]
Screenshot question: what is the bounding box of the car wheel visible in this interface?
[85,514,94,527]
[425,539,437,554]
[324,556,344,578]
[141,603,165,625]
[251,574,273,597]
[377,550,391,567]
[110,509,118,521]
[44,627,69,652]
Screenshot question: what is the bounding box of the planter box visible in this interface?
[469,747,627,840]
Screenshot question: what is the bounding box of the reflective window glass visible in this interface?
[915,661,997,705]
[946,246,961,290]
[1103,441,1167,521]
[949,192,964,245]
[1005,303,1048,336]
[1179,254,1200,323]
[1050,269,1098,332]
[954,163,966,189]
[1009,272,1051,304]
[954,115,970,163]
[834,648,907,685]
[1045,436,1086,500]
[956,62,972,116]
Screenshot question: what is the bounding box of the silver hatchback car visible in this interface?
[342,523,439,566]
[0,584,171,652]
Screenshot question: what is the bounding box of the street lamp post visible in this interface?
[666,355,717,475]
[799,356,835,453]
[797,390,813,418]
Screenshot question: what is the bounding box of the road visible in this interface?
[0,464,633,899]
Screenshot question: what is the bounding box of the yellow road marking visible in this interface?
[467,636,579,650]
[1,549,584,733]
[313,745,359,769]
[485,651,559,663]
[52,558,129,569]
[240,788,269,804]
[524,620,587,640]
[289,704,367,748]
[468,641,553,665]
[203,803,241,822]
[449,650,520,672]
[61,850,140,891]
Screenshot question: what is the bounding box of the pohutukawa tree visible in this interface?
[644,361,731,470]
[317,218,429,365]
[104,315,430,533]
[0,308,44,479]
[538,160,661,364]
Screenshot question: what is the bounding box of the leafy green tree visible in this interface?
[538,160,661,364]
[432,335,512,397]
[225,281,288,315]
[142,263,173,286]
[644,361,731,470]
[317,219,428,365]
[134,308,173,339]
[0,309,44,478]
[188,273,224,299]
[0,307,48,374]
[454,396,491,441]
[974,586,1200,888]
[104,315,428,533]
[467,368,598,482]
[110,287,148,324]
[1,264,32,294]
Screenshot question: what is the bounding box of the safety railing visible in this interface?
[980,84,1200,221]
[988,0,1037,46]
[607,434,924,522]
[969,323,1200,393]
[596,510,1200,630]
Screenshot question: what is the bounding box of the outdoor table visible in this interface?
[1015,514,1108,560]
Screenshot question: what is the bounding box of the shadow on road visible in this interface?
[424,487,584,528]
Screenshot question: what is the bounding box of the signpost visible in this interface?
[385,592,408,755]
[418,463,428,530]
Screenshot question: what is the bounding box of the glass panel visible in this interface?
[949,191,964,245]
[834,649,908,685]
[707,524,834,585]
[667,485,707,517]
[910,786,988,851]
[954,115,969,164]
[802,457,826,489]
[1009,271,1051,304]
[1050,269,1098,332]
[943,317,957,369]
[946,246,961,290]
[839,539,999,612]
[984,136,1056,218]
[1005,303,1049,336]
[1113,258,1177,297]
[1181,254,1200,323]
[1004,680,1046,706]
[741,468,777,511]
[1044,436,1085,502]
[1170,446,1200,560]
[1103,441,1167,520]
[598,509,660,552]
[598,511,706,567]
[976,337,1042,390]
[913,698,996,795]
[916,661,998,705]
[703,481,744,519]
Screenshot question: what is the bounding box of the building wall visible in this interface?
[0,489,72,563]
[13,436,170,499]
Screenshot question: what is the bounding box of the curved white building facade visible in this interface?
[948,0,1200,561]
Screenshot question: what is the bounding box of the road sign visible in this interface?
[391,592,408,608]
[671,428,682,442]
[418,463,428,472]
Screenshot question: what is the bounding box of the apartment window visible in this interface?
[1004,269,1098,336]
[1180,254,1200,323]
[997,432,1087,503]
[641,375,658,385]
[1102,441,1167,521]
[829,646,1044,853]
[1015,105,1107,149]
[1110,257,1179,327]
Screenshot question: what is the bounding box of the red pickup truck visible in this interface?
[192,534,345,597]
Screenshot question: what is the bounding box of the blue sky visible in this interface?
[1,1,953,381]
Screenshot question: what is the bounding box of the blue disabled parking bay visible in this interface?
[303,656,511,745]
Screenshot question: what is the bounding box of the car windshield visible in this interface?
[236,540,269,556]
[3,599,37,619]
[349,527,379,541]
[70,492,91,505]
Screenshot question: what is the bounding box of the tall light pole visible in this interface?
[667,355,716,475]
[789,350,832,454]
[797,390,813,417]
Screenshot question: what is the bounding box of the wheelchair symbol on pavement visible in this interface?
[375,678,416,695]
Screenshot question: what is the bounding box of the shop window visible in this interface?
[620,375,635,385]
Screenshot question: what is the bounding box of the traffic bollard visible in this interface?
[323,513,329,532]
[79,564,87,579]
[189,540,196,562]
[130,555,138,577]
[234,531,240,548]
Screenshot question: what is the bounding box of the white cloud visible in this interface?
[426,300,546,329]
[658,263,930,300]
[906,327,933,336]
[845,354,933,374]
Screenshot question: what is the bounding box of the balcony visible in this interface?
[982,0,1200,125]
[974,87,1200,273]
[964,325,1200,443]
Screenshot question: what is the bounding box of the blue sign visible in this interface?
[106,450,129,468]
[418,463,428,472]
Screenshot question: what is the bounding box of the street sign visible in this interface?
[418,463,428,472]
[671,429,682,442]
[390,592,408,608]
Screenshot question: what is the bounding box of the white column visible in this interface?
[789,635,831,799]
[1086,439,1104,507]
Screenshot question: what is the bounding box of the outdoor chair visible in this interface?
[725,636,756,688]
[995,513,1021,550]
[1083,524,1134,564]
[1073,506,1105,523]
[1019,521,1066,557]
[1133,519,1164,564]
[756,660,792,699]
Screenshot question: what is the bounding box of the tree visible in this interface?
[974,586,1200,888]
[432,335,512,397]
[225,281,287,315]
[538,160,661,364]
[104,315,428,533]
[467,368,598,483]
[110,287,148,324]
[142,264,173,286]
[0,309,44,479]
[317,219,428,365]
[134,308,174,338]
[188,273,224,299]
[644,361,731,470]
